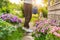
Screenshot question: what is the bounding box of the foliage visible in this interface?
[31,14,38,22]
[11,2,24,18]
[46,33,60,40]
[0,0,24,18]
[0,19,16,40]
[12,10,24,18]
[42,7,48,18]
[33,33,47,40]
[0,19,25,40]
[7,27,25,40]
[0,0,12,13]
[0,19,13,27]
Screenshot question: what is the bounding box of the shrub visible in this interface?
[32,18,59,40]
[0,19,16,40]
[0,19,25,40]
[32,18,49,40]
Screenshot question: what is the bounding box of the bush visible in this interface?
[7,27,25,40]
[0,19,25,40]
[0,19,16,40]
[32,18,49,40]
[32,18,60,40]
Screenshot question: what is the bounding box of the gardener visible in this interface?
[23,0,33,32]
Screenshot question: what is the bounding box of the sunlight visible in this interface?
[35,0,44,7]
[36,0,42,4]
[9,0,44,6]
[9,0,21,4]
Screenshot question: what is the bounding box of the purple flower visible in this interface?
[1,14,8,20]
[41,29,45,33]
[36,24,39,27]
[2,18,7,20]
[1,15,5,18]
[44,20,48,24]
[51,19,56,23]
[1,14,22,24]
[50,19,56,26]
[7,14,11,18]
[18,19,22,23]
[10,16,17,22]
[45,27,48,30]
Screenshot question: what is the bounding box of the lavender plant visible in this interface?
[0,14,22,25]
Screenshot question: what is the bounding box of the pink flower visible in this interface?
[50,26,58,33]
[41,29,45,33]
[45,27,48,30]
[50,28,55,33]
[50,26,60,37]
[44,19,48,24]
[58,27,60,30]
[53,32,60,37]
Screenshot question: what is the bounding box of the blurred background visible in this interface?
[0,0,48,22]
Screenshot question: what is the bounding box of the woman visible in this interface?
[23,0,33,32]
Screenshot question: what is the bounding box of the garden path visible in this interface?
[22,22,34,40]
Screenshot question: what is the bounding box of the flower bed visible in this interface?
[32,18,60,40]
[0,14,22,25]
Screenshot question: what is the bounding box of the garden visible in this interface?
[0,0,60,40]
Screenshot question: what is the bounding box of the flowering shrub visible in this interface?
[0,14,22,25]
[32,19,49,40]
[34,18,57,32]
[32,18,60,40]
[34,18,49,34]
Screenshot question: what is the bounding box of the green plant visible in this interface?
[0,19,25,40]
[31,14,38,22]
[42,7,48,18]
[33,32,47,40]
[46,33,60,40]
[0,19,16,40]
[7,27,25,40]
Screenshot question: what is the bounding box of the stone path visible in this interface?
[22,36,34,40]
[22,33,34,40]
[22,22,34,40]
